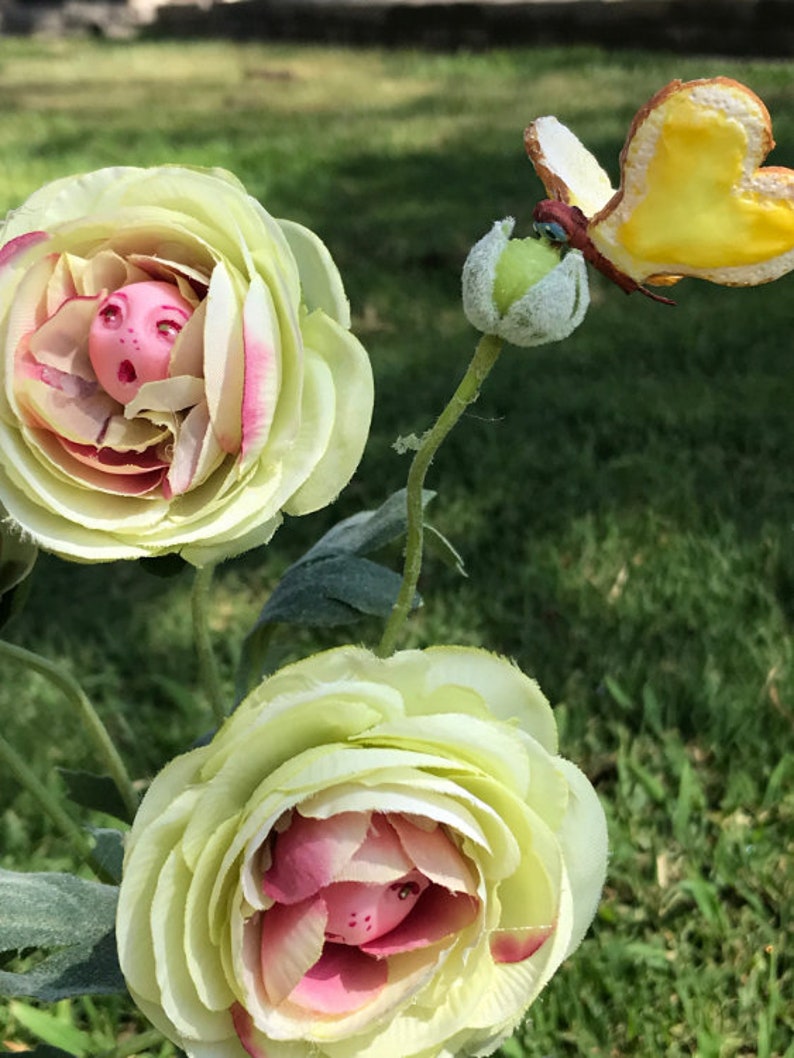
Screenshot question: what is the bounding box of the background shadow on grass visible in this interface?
[4,44,794,770]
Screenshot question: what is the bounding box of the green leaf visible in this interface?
[257,554,412,626]
[294,487,435,563]
[57,769,132,823]
[0,870,126,1000]
[9,1001,91,1057]
[237,489,434,692]
[87,828,125,885]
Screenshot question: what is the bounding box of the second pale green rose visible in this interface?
[118,645,608,1058]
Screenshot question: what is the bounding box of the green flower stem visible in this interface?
[0,638,138,821]
[377,332,503,658]
[0,731,96,863]
[191,562,227,726]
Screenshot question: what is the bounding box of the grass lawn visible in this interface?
[0,35,792,1058]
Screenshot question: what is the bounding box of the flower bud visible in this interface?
[462,217,589,347]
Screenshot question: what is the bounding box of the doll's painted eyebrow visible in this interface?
[158,304,191,319]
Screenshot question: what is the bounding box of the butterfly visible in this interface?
[525,77,794,305]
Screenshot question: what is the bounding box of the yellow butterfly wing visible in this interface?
[590,78,794,287]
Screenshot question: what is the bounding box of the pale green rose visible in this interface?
[117,645,608,1058]
[0,166,373,565]
[462,218,589,347]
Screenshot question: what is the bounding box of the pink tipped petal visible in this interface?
[203,263,243,453]
[391,815,478,894]
[489,924,555,965]
[48,443,167,495]
[288,943,388,1015]
[15,360,116,443]
[25,294,101,382]
[231,1003,270,1058]
[240,274,280,465]
[0,231,49,270]
[165,400,223,497]
[336,814,415,884]
[58,437,169,474]
[360,884,479,957]
[260,897,328,1005]
[263,812,369,905]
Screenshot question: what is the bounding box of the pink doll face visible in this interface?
[88,280,194,404]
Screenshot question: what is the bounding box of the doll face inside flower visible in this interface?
[88,281,194,403]
[0,165,373,564]
[257,810,479,1016]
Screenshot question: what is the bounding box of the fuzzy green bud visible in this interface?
[492,237,560,314]
[462,218,589,348]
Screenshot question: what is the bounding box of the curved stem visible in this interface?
[0,639,138,821]
[191,562,227,726]
[0,732,96,864]
[377,333,503,658]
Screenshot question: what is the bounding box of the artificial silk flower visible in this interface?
[0,166,373,564]
[462,218,589,346]
[526,77,794,302]
[117,645,608,1058]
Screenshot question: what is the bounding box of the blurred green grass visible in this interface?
[0,37,792,1057]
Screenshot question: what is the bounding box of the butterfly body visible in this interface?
[532,199,676,304]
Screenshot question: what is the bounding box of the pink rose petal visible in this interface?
[58,438,169,474]
[360,884,479,957]
[165,400,223,497]
[25,294,102,381]
[260,896,328,1005]
[240,274,279,465]
[203,262,243,454]
[390,814,478,894]
[335,814,415,884]
[489,924,554,964]
[0,231,49,270]
[15,359,117,443]
[288,943,388,1015]
[263,812,369,905]
[230,1003,270,1058]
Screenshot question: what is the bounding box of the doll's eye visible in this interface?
[533,220,569,243]
[156,319,183,341]
[391,881,421,900]
[98,302,123,328]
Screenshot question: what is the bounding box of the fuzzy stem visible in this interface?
[191,563,227,725]
[377,333,503,658]
[0,639,138,821]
